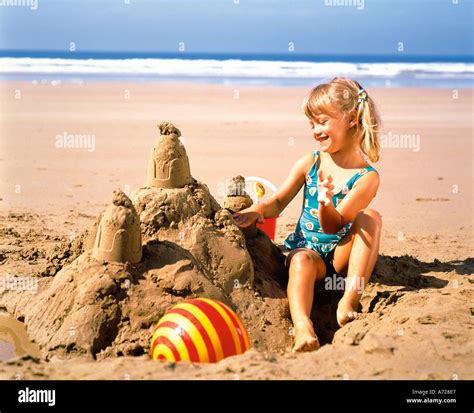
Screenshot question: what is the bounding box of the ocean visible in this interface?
[0,50,472,88]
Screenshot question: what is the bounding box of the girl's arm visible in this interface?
[318,169,380,234]
[233,153,314,228]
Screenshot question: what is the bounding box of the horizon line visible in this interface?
[0,49,472,63]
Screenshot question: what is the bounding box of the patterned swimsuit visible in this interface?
[284,150,378,258]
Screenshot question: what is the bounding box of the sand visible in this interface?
[0,81,472,379]
[0,121,291,363]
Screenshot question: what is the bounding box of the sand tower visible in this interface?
[224,175,257,238]
[134,129,256,293]
[146,122,192,189]
[92,189,142,264]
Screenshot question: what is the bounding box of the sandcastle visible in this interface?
[223,175,254,211]
[146,122,192,189]
[91,190,142,264]
[223,175,257,238]
[0,122,291,360]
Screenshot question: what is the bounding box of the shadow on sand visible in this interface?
[310,255,473,346]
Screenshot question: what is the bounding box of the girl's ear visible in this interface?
[348,109,358,127]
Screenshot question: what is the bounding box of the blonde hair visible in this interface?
[302,77,381,163]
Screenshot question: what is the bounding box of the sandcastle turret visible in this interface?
[92,189,142,264]
[224,175,257,238]
[146,122,192,188]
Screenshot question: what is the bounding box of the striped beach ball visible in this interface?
[150,298,251,363]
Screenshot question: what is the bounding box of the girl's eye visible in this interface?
[309,119,327,127]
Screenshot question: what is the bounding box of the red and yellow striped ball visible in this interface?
[150,298,251,363]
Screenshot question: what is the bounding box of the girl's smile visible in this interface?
[315,135,329,143]
[310,113,347,150]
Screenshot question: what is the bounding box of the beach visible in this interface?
[0,81,472,379]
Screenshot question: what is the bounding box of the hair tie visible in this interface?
[357,88,368,105]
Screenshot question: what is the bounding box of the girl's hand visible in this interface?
[317,169,335,207]
[232,208,264,228]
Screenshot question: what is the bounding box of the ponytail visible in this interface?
[355,86,381,163]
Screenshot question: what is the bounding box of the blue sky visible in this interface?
[0,0,472,56]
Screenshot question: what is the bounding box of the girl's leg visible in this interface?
[286,248,327,351]
[331,208,382,326]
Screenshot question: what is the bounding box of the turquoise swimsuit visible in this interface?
[284,150,378,258]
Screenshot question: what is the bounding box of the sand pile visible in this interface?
[0,122,292,360]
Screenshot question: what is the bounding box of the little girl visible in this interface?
[233,77,382,352]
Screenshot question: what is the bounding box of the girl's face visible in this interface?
[309,108,355,154]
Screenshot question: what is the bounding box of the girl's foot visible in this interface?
[292,320,320,352]
[336,298,359,327]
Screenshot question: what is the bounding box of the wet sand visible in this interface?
[0,313,41,361]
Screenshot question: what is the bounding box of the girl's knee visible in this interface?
[290,251,316,268]
[288,251,325,280]
[355,208,382,230]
